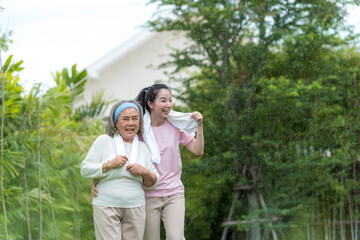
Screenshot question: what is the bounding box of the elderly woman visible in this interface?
[81,100,159,240]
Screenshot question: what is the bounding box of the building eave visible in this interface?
[86,30,157,79]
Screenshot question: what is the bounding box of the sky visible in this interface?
[0,0,158,90]
[0,1,359,91]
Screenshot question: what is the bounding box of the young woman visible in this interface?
[135,83,204,240]
[81,100,159,240]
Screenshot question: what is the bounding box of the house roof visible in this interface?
[86,30,157,79]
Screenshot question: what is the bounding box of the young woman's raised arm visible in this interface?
[185,111,204,155]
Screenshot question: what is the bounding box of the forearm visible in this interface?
[81,162,108,178]
[142,170,158,188]
[102,160,112,173]
[193,125,204,155]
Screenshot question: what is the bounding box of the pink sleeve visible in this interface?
[180,131,195,146]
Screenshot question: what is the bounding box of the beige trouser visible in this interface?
[144,193,185,240]
[93,205,145,240]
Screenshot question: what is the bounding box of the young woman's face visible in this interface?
[148,88,173,118]
[115,107,140,143]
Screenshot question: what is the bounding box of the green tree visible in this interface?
[52,65,114,121]
[52,64,87,102]
[146,0,359,239]
[0,31,105,239]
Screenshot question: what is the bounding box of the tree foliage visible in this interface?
[147,0,360,239]
[0,50,106,239]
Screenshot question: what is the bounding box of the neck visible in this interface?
[123,139,133,143]
[150,113,165,127]
[118,133,134,143]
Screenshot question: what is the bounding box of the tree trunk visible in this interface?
[323,205,329,240]
[68,171,80,239]
[278,229,286,240]
[340,202,345,240]
[332,207,337,240]
[311,210,316,240]
[20,121,32,240]
[306,223,311,240]
[24,160,32,240]
[258,191,278,240]
[340,174,346,240]
[37,108,42,240]
[221,192,239,240]
[248,191,261,240]
[44,165,58,240]
[0,48,8,240]
[76,178,81,239]
[353,159,358,240]
[328,209,332,240]
[347,191,355,240]
[356,198,359,239]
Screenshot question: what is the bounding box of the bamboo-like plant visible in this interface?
[0,35,8,240]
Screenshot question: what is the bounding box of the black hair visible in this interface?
[135,83,171,114]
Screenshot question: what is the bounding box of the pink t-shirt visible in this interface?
[144,119,195,197]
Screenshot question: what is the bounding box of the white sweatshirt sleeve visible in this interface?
[142,143,159,189]
[80,135,109,179]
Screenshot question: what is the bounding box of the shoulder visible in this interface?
[163,119,181,132]
[93,134,112,145]
[138,140,150,153]
[96,134,112,141]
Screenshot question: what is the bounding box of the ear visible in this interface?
[147,100,153,110]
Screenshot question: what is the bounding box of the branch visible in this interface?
[221,191,240,240]
[223,217,281,226]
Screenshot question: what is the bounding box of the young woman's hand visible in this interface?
[91,179,100,198]
[187,111,204,156]
[191,111,203,126]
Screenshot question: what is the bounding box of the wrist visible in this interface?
[103,160,111,173]
[142,169,150,178]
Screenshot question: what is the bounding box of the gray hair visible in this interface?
[106,100,144,137]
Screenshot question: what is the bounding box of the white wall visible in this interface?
[82,31,188,116]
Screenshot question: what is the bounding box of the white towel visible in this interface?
[167,110,198,133]
[143,110,198,163]
[114,134,138,164]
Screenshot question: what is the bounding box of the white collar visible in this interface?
[114,133,138,164]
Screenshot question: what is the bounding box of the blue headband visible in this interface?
[113,103,140,124]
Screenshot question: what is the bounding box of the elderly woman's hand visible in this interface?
[103,155,129,173]
[126,163,147,176]
[111,155,129,168]
[127,163,158,188]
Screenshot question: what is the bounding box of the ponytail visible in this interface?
[135,87,149,114]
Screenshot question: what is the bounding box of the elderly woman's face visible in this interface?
[116,107,140,143]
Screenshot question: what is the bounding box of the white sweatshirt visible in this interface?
[81,134,159,208]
